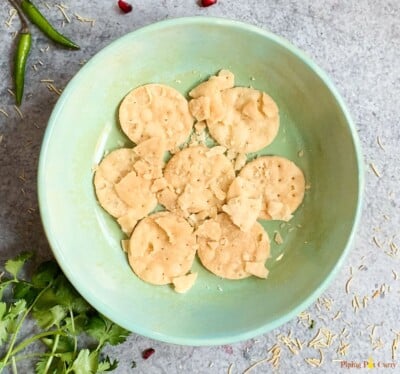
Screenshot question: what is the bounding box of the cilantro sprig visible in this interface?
[0,253,130,373]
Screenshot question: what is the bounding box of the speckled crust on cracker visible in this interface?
[128,212,197,285]
[196,213,270,280]
[157,146,235,219]
[230,156,305,221]
[119,84,194,151]
[207,87,279,153]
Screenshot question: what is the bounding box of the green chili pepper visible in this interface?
[21,0,80,50]
[14,29,32,106]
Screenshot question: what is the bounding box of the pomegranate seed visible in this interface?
[118,0,132,13]
[142,348,155,359]
[201,0,217,7]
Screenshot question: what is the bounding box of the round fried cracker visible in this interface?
[119,84,194,151]
[158,146,235,218]
[128,212,197,285]
[207,87,279,153]
[94,142,162,235]
[231,156,305,221]
[94,148,138,217]
[197,213,270,280]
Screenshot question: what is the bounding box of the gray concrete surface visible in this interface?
[1,0,400,373]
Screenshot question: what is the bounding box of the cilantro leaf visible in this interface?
[14,282,40,306]
[71,349,99,374]
[33,305,66,329]
[97,356,118,372]
[8,299,27,319]
[86,315,129,347]
[5,252,33,279]
[0,302,6,319]
[32,261,59,288]
[64,313,88,335]
[0,319,9,346]
[41,336,74,353]
[46,275,91,313]
[35,355,65,374]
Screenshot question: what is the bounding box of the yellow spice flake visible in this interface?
[372,236,382,248]
[266,344,281,369]
[377,136,385,151]
[369,162,381,178]
[74,13,96,27]
[332,311,342,320]
[345,276,353,294]
[14,105,23,119]
[5,7,17,28]
[55,3,71,23]
[372,290,380,299]
[0,109,9,117]
[304,349,324,367]
[337,341,351,356]
[242,357,270,374]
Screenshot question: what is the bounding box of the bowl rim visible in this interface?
[38,16,364,346]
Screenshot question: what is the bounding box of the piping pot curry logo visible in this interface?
[340,356,397,369]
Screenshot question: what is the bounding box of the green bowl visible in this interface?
[38,17,363,345]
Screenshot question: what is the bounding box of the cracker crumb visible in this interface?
[275,253,284,262]
[274,231,283,245]
[298,149,304,157]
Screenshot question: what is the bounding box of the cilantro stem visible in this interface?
[68,307,77,355]
[8,329,67,357]
[0,284,52,369]
[43,333,59,374]
[11,357,17,374]
[2,352,63,367]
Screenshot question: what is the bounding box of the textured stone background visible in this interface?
[1,0,399,373]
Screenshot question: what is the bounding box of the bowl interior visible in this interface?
[39,17,362,345]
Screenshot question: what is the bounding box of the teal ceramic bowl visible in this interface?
[38,17,363,345]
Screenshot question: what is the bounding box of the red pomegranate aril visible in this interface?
[118,0,132,13]
[142,348,155,359]
[201,0,217,7]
